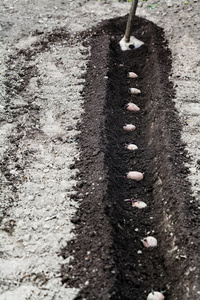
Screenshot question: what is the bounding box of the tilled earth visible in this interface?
[0,1,200,300]
[61,16,200,300]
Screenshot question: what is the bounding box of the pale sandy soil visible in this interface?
[0,0,199,299]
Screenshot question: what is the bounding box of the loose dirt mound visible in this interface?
[61,16,200,300]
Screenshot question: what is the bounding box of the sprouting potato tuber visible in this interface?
[132,200,147,209]
[126,103,140,112]
[123,124,136,132]
[127,171,143,181]
[129,88,141,94]
[147,291,165,300]
[124,198,147,209]
[125,143,138,150]
[142,236,158,248]
[128,72,138,78]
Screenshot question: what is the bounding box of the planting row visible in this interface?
[123,69,164,300]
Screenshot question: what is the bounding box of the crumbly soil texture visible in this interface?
[61,16,200,300]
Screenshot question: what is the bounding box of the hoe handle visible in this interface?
[124,0,138,43]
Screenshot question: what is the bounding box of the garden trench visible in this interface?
[61,17,200,300]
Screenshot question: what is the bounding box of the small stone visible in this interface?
[32,224,38,230]
[43,224,50,229]
[180,255,187,259]
[28,195,34,201]
[10,170,17,175]
[190,167,196,173]
[24,234,31,241]
[166,0,172,7]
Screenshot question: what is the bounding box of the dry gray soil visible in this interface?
[0,0,199,299]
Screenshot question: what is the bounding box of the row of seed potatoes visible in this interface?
[123,72,164,300]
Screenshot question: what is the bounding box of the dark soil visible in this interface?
[61,16,200,300]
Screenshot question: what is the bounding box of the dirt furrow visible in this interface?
[61,16,200,300]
